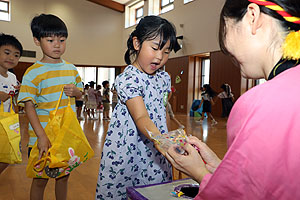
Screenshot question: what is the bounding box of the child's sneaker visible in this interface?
[196,119,203,124]
[211,120,218,126]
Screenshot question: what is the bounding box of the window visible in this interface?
[0,0,10,21]
[125,0,144,28]
[201,58,210,86]
[135,6,143,24]
[183,0,194,4]
[76,66,116,102]
[97,67,115,88]
[76,67,97,85]
[98,67,115,103]
[255,79,266,85]
[160,0,174,14]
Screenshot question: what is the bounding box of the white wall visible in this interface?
[122,0,225,59]
[0,0,45,63]
[0,0,124,65]
[0,0,224,65]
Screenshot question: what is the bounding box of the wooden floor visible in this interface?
[0,111,228,200]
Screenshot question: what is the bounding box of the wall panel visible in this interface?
[209,51,241,117]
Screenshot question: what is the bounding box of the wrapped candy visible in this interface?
[147,128,187,154]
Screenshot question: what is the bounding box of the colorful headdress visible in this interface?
[248,0,300,60]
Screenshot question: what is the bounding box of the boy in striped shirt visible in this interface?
[18,14,82,200]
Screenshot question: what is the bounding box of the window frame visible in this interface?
[125,0,144,28]
[135,5,143,24]
[0,0,9,13]
[201,58,211,86]
[183,0,194,4]
[0,0,10,21]
[160,0,174,14]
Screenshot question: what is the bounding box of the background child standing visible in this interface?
[101,80,110,120]
[218,83,234,117]
[96,84,102,112]
[18,14,82,200]
[83,83,89,113]
[0,33,23,175]
[198,84,218,125]
[110,84,118,111]
[86,81,97,119]
[95,16,177,200]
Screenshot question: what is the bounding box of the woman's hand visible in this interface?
[166,142,210,183]
[188,136,221,173]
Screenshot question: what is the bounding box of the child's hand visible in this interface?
[64,84,81,98]
[0,91,10,102]
[37,134,51,159]
[154,141,167,157]
[13,81,21,90]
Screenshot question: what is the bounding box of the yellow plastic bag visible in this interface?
[0,98,22,164]
[26,90,94,178]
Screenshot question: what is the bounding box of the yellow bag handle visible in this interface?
[0,97,15,114]
[33,86,72,172]
[33,151,51,172]
[53,87,71,116]
[0,101,3,113]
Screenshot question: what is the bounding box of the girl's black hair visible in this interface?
[89,81,95,87]
[0,33,23,55]
[221,83,231,97]
[203,84,217,98]
[102,80,109,87]
[219,0,300,55]
[31,14,68,40]
[124,15,177,65]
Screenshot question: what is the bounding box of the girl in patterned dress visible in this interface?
[95,16,177,200]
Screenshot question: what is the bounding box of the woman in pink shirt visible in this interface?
[167,0,300,199]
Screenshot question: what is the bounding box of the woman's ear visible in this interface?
[132,36,140,51]
[33,37,41,46]
[247,3,263,35]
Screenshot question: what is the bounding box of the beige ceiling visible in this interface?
[112,0,131,4]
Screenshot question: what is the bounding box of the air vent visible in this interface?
[22,50,36,58]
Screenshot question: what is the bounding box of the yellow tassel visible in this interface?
[282,30,300,60]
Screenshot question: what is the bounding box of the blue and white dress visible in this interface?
[95,65,172,200]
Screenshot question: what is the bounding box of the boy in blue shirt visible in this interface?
[18,14,83,200]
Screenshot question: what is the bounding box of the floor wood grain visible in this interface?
[0,111,228,199]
